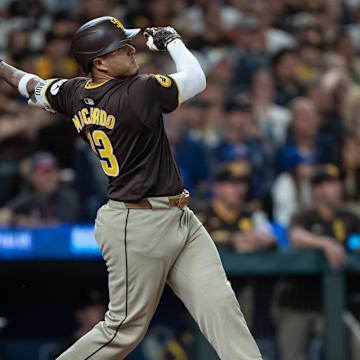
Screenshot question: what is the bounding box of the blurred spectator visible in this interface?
[249,0,295,54]
[171,0,240,43]
[176,98,212,145]
[290,12,324,48]
[51,11,79,38]
[76,0,113,24]
[53,288,106,358]
[73,140,107,221]
[35,31,77,79]
[214,98,274,200]
[334,29,360,83]
[189,80,225,146]
[320,0,349,44]
[278,97,334,172]
[6,27,31,61]
[127,0,171,29]
[9,0,46,18]
[186,0,229,51]
[274,164,360,360]
[271,48,306,106]
[272,156,314,227]
[251,69,291,147]
[307,79,344,149]
[196,162,276,252]
[0,152,80,226]
[228,14,269,94]
[206,55,234,87]
[296,42,321,84]
[196,162,277,339]
[339,136,360,209]
[166,107,211,200]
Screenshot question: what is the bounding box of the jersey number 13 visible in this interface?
[86,130,119,177]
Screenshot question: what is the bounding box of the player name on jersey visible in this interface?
[72,107,116,133]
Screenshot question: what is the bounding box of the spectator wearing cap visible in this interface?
[1,152,80,227]
[196,161,277,336]
[196,162,276,252]
[274,164,360,360]
[214,97,274,200]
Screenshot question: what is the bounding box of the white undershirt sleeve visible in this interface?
[167,39,206,103]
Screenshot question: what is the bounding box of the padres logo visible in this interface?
[110,18,123,29]
[238,218,252,231]
[333,219,346,243]
[155,74,172,87]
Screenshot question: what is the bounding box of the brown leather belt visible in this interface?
[124,190,190,209]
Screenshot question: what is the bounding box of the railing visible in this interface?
[1,224,359,360]
[193,250,360,360]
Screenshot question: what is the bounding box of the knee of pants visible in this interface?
[103,310,127,331]
[103,310,149,345]
[201,280,240,314]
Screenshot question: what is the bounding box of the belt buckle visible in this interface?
[177,190,188,208]
[177,194,184,208]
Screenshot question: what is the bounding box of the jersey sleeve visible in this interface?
[37,77,84,117]
[128,74,180,128]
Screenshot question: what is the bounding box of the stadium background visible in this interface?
[1,0,360,359]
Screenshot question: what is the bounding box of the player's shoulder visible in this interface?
[59,76,88,90]
[45,76,88,96]
[128,73,175,90]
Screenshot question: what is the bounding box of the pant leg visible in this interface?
[57,203,185,360]
[275,308,311,360]
[167,207,262,360]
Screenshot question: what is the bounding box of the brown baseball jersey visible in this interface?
[42,74,184,201]
[196,201,255,251]
[278,207,360,310]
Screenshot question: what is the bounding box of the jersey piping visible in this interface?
[85,79,111,89]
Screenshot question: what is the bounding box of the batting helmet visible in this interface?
[71,16,141,73]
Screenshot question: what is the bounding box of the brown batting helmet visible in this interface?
[71,16,141,73]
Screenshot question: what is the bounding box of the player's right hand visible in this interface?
[144,26,181,51]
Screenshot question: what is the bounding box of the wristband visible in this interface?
[18,74,40,98]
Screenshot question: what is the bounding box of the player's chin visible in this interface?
[129,63,139,76]
[118,64,139,78]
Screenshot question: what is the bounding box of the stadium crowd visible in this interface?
[1,0,360,359]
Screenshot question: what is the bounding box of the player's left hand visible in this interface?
[144,26,181,51]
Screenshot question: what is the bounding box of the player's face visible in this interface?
[214,181,248,209]
[101,44,139,77]
[314,180,343,207]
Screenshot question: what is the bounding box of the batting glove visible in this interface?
[144,26,181,51]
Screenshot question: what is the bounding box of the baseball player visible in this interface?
[0,17,262,360]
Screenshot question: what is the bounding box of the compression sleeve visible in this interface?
[167,39,206,103]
